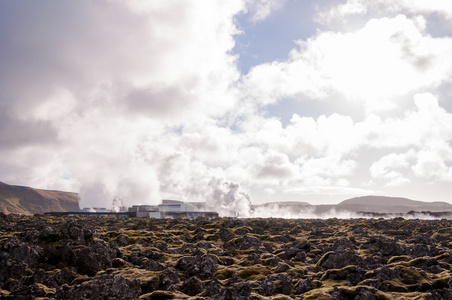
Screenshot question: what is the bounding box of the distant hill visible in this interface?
[337,195,452,213]
[0,181,79,215]
[253,196,452,216]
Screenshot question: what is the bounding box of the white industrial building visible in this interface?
[54,199,218,219]
[158,200,196,212]
[127,200,217,219]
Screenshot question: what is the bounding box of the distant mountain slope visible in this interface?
[337,195,452,213]
[253,196,452,216]
[0,181,79,215]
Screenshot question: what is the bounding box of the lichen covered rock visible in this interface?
[0,214,451,299]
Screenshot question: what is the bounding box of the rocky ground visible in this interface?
[1,213,452,299]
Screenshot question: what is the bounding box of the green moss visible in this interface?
[302,287,334,300]
[36,283,56,296]
[383,280,410,292]
[0,232,23,240]
[213,268,236,280]
[431,271,451,289]
[271,295,293,300]
[432,227,452,238]
[239,268,260,279]
[202,223,219,230]
[308,248,323,258]
[320,265,358,281]
[387,255,411,264]
[315,251,334,267]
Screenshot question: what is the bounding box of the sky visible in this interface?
[1,0,452,215]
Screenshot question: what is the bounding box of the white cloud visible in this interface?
[316,0,368,24]
[362,93,452,149]
[255,150,295,180]
[284,185,372,197]
[412,150,450,181]
[263,187,276,194]
[319,0,452,23]
[229,92,452,197]
[411,141,452,181]
[296,156,357,178]
[242,15,452,112]
[370,152,412,186]
[244,0,286,22]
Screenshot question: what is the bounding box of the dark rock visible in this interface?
[146,259,164,271]
[259,277,276,296]
[364,235,408,257]
[181,276,204,296]
[72,243,114,276]
[213,282,252,300]
[411,244,436,257]
[203,279,221,297]
[41,244,75,269]
[116,234,131,247]
[112,257,132,268]
[316,248,363,269]
[219,226,234,242]
[55,267,77,285]
[159,269,181,290]
[294,278,312,294]
[224,235,261,250]
[7,283,54,298]
[55,274,141,300]
[175,254,218,280]
[426,288,452,299]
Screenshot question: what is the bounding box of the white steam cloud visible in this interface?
[249,204,452,220]
[209,182,252,217]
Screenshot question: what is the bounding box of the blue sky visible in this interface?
[234,0,321,73]
[1,0,452,216]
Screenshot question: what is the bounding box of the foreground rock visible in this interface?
[0,213,452,299]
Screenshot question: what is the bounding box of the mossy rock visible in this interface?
[303,287,334,300]
[431,227,452,238]
[239,267,262,279]
[431,271,451,289]
[271,295,293,300]
[387,255,411,264]
[0,290,11,298]
[320,265,359,281]
[139,290,191,299]
[213,268,236,280]
[315,251,334,267]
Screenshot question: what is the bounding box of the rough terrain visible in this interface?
[1,213,452,299]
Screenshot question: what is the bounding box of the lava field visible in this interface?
[1,213,452,299]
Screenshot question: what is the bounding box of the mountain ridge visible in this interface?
[0,181,80,215]
[253,195,452,215]
[337,195,452,213]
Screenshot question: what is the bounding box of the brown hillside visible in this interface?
[337,195,452,213]
[0,181,79,215]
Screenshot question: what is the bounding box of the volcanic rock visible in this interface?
[0,214,452,299]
